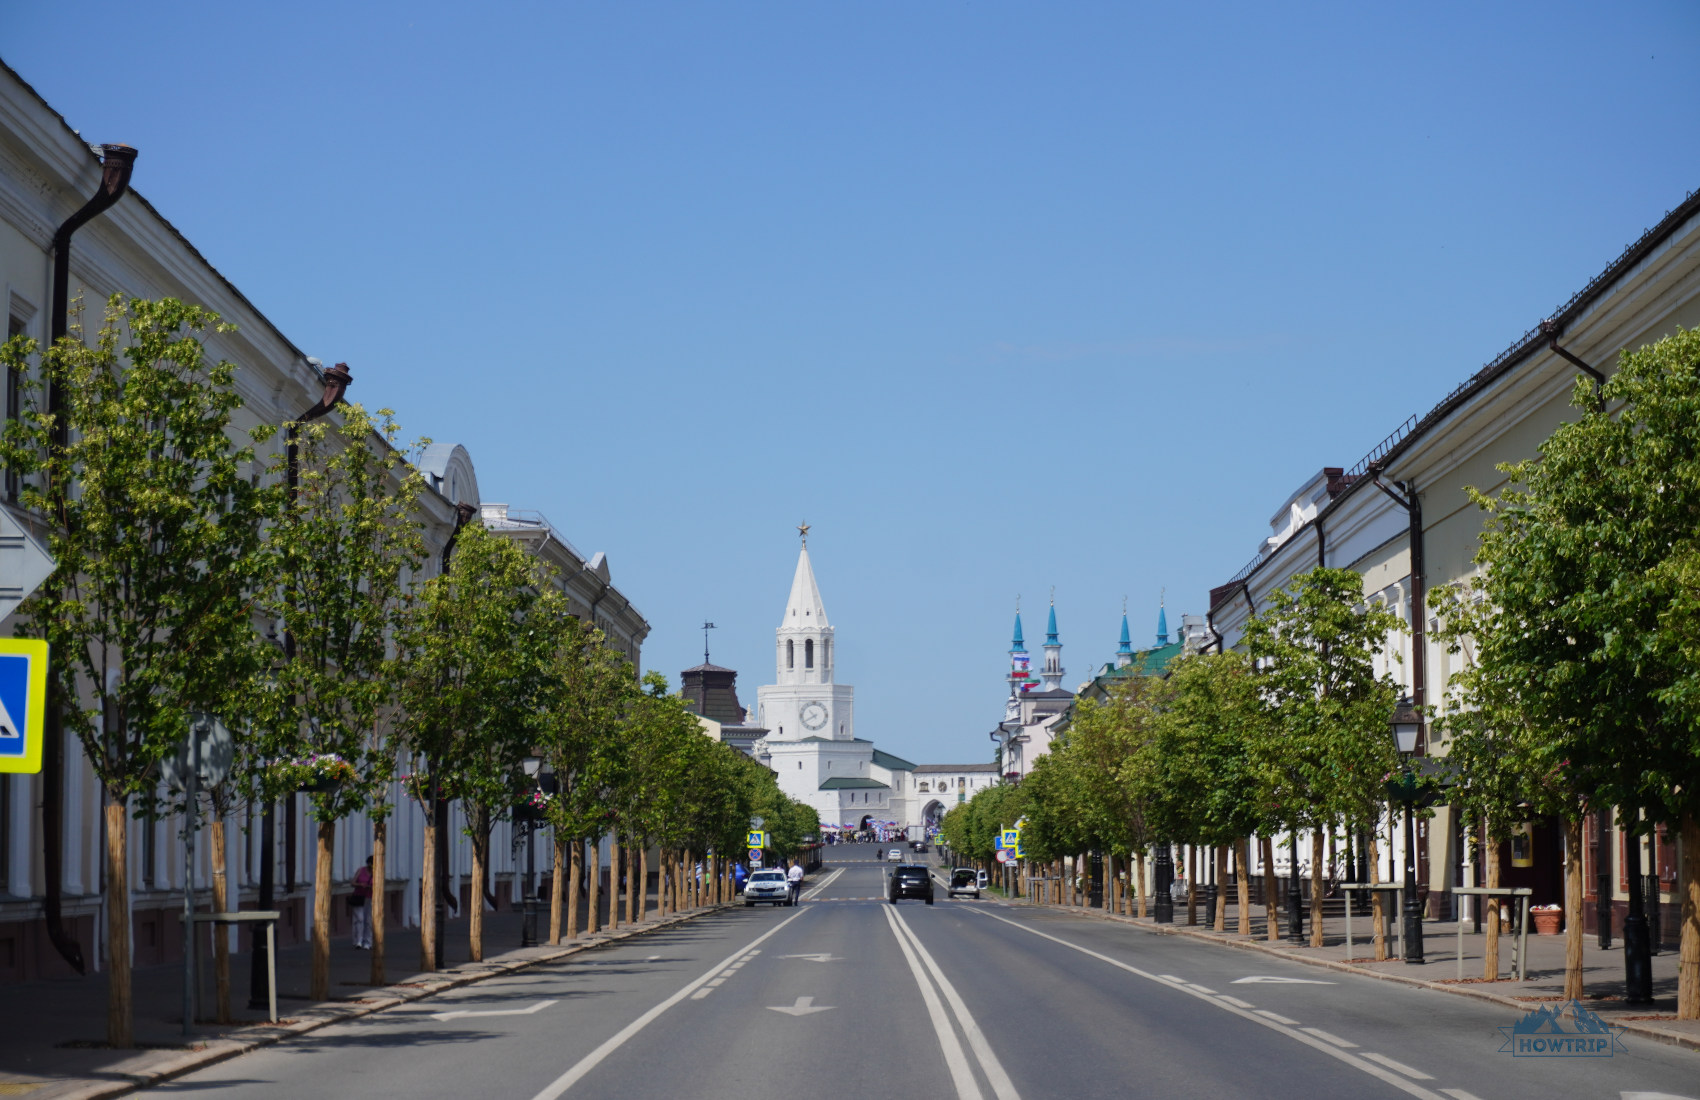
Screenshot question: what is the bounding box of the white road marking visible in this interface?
[883,904,983,1100]
[1256,1010,1302,1025]
[1232,975,1335,984]
[1440,1091,1486,1100]
[891,908,1021,1100]
[1301,1027,1358,1049]
[1361,1053,1433,1080]
[780,953,842,962]
[1185,984,1217,994]
[802,868,845,899]
[1158,973,1185,982]
[1219,996,1256,1009]
[431,999,557,1022]
[527,907,810,1099]
[967,908,1446,1100]
[767,995,835,1016]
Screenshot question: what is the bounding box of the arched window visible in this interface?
[805,639,814,668]
[786,639,794,669]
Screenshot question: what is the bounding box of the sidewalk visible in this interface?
[0,896,725,1100]
[1027,895,1700,1052]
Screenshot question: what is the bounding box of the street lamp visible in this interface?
[1153,842,1174,924]
[520,755,544,948]
[1389,697,1424,964]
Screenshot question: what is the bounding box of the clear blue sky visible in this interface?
[5,2,1697,765]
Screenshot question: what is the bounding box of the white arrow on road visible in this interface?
[1230,976,1336,985]
[767,996,835,1016]
[780,953,842,962]
[431,998,558,1022]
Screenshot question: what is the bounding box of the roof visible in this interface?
[871,748,918,771]
[1100,641,1187,679]
[819,777,890,790]
[681,662,737,674]
[796,736,873,744]
[1210,186,1700,614]
[783,544,829,627]
[913,763,1001,774]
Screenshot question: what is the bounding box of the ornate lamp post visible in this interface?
[1153,842,1174,923]
[519,755,545,947]
[1388,697,1425,964]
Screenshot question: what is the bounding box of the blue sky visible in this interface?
[4,2,1697,765]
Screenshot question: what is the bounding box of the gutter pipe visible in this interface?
[249,360,350,1008]
[1539,319,1607,412]
[40,144,138,977]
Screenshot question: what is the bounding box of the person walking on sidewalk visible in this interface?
[351,857,374,950]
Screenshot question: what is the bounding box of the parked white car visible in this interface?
[976,869,989,890]
[948,868,980,898]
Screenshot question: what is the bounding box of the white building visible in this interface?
[753,532,920,834]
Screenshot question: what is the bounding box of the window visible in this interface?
[804,639,814,669]
[786,639,794,669]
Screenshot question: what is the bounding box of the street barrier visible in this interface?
[1452,886,1532,981]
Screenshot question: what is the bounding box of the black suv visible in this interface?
[889,863,934,905]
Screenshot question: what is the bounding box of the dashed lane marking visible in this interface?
[1219,996,1256,1009]
[1300,1027,1358,1049]
[1256,1010,1302,1026]
[1360,1054,1432,1081]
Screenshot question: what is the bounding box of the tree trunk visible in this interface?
[1236,837,1251,937]
[1564,815,1584,999]
[420,814,438,971]
[1136,851,1147,918]
[624,846,636,924]
[1678,812,1698,1019]
[565,836,582,940]
[638,847,650,921]
[1263,836,1279,943]
[371,817,387,987]
[1310,828,1325,948]
[1369,832,1387,962]
[469,822,487,964]
[209,816,231,1023]
[549,833,566,944]
[1186,847,1197,925]
[105,797,132,1048]
[1215,846,1229,933]
[1483,823,1501,979]
[587,838,601,934]
[1104,852,1115,913]
[609,843,622,931]
[311,819,334,1001]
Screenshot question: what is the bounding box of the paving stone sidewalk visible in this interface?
[0,900,725,1100]
[1028,896,1700,1052]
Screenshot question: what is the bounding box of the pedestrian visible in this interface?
[786,860,804,905]
[351,856,374,950]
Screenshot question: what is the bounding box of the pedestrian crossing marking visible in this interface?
[0,641,47,774]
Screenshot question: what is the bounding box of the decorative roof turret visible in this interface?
[1116,599,1134,669]
[1156,590,1169,647]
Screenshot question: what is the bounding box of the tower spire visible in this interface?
[1156,588,1169,646]
[1007,596,1032,696]
[1040,590,1065,691]
[1116,597,1133,668]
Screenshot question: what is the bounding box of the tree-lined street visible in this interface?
[122,851,1699,1100]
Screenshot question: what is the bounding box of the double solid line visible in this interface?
[882,905,1020,1100]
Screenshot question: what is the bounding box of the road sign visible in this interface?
[1001,828,1019,849]
[749,816,765,829]
[748,853,763,867]
[0,510,55,621]
[159,713,235,791]
[996,850,1010,863]
[746,830,767,849]
[0,638,48,774]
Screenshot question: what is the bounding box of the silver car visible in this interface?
[887,848,903,863]
[744,868,792,906]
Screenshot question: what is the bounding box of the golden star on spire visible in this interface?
[797,520,810,546]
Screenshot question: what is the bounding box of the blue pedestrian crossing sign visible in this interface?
[0,639,48,774]
[746,830,767,849]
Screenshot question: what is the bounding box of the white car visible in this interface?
[948,868,980,898]
[744,868,793,906]
[976,869,989,890]
[887,849,903,863]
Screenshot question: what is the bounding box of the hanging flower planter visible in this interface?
[271,753,357,794]
[514,788,554,822]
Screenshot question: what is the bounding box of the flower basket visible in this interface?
[1531,906,1563,935]
[513,788,554,822]
[271,753,357,794]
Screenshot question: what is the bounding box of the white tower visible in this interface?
[757,524,856,742]
[1040,596,1065,691]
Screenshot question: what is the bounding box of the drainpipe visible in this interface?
[1371,472,1430,923]
[1539,319,1606,413]
[249,360,350,1008]
[428,500,477,968]
[39,143,138,977]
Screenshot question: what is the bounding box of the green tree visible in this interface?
[258,402,426,999]
[398,523,567,962]
[0,297,274,1047]
[1243,566,1402,948]
[1456,329,1700,1012]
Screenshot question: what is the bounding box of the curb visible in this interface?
[1016,901,1700,1055]
[42,904,733,1100]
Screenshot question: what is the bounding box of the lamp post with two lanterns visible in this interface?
[1388,697,1426,964]
[519,755,556,947]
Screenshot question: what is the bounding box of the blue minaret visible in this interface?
[1040,594,1066,691]
[1007,602,1032,697]
[1116,603,1134,669]
[1156,596,1169,647]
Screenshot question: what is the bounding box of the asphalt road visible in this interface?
[153,846,1699,1100]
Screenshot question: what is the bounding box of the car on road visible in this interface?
[976,869,989,890]
[909,840,929,853]
[889,863,934,904]
[886,848,903,862]
[743,868,793,906]
[948,868,980,899]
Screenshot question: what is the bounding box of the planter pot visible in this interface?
[298,778,339,794]
[1532,910,1563,935]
